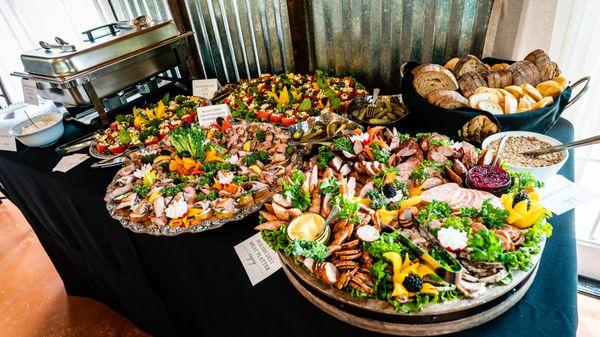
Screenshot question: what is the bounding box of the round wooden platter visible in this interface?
[278,237,545,335]
[281,261,539,336]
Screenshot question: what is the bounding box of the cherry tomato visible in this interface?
[269,114,282,123]
[110,122,119,131]
[223,97,231,104]
[96,144,108,154]
[281,116,296,127]
[159,132,169,140]
[256,110,271,121]
[180,114,194,123]
[143,135,159,146]
[109,145,126,155]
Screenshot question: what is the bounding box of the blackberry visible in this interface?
[182,121,191,129]
[216,117,224,126]
[513,192,530,209]
[180,151,191,158]
[383,183,397,198]
[161,149,171,156]
[402,274,424,293]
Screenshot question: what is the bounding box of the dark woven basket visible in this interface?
[400,60,589,137]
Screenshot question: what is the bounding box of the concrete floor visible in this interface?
[0,198,598,336]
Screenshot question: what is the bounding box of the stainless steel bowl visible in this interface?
[347,94,410,127]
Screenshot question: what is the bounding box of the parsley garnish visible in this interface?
[284,239,328,262]
[133,184,149,197]
[334,137,354,153]
[282,170,311,211]
[416,200,452,224]
[316,146,335,170]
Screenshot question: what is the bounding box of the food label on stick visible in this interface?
[0,129,17,152]
[197,104,231,127]
[192,79,219,99]
[21,79,39,106]
[234,232,282,286]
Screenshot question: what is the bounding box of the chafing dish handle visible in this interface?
[82,24,117,43]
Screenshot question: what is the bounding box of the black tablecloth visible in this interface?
[0,119,578,337]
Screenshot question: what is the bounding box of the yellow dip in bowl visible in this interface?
[287,213,328,242]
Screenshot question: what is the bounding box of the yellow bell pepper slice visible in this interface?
[153,155,171,164]
[148,191,161,203]
[391,283,409,298]
[377,209,398,225]
[248,165,262,174]
[143,171,156,187]
[182,157,197,171]
[420,283,439,296]
[400,196,422,209]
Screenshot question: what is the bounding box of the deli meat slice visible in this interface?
[420,183,503,210]
[420,183,460,205]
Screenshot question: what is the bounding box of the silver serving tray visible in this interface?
[105,187,267,236]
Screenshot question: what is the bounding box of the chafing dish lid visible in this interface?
[20,20,183,79]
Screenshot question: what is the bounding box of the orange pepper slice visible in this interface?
[364,146,374,161]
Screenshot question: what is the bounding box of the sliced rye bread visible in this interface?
[426,89,468,109]
[509,60,541,86]
[484,71,502,88]
[497,68,513,87]
[413,64,458,98]
[453,55,488,77]
[552,62,561,77]
[524,49,555,82]
[457,72,487,98]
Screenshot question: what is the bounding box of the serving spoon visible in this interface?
[520,134,600,156]
[491,135,508,167]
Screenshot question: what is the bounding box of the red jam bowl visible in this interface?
[466,165,511,196]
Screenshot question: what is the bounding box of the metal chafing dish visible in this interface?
[12,17,193,124]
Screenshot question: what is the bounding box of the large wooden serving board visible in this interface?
[279,237,545,335]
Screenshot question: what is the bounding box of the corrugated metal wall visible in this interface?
[182,0,294,83]
[306,0,495,91]
[106,0,496,90]
[109,0,294,84]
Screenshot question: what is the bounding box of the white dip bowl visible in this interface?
[9,112,65,147]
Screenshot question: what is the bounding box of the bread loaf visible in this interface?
[454,55,488,77]
[484,71,502,88]
[457,72,487,98]
[411,63,435,76]
[426,89,468,109]
[413,65,458,97]
[510,60,541,86]
[444,58,460,72]
[497,68,513,87]
[552,62,562,77]
[524,49,555,82]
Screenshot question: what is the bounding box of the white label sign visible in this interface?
[234,232,282,286]
[539,174,599,215]
[197,104,231,127]
[52,153,90,173]
[0,129,17,152]
[21,79,39,106]
[192,79,219,99]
